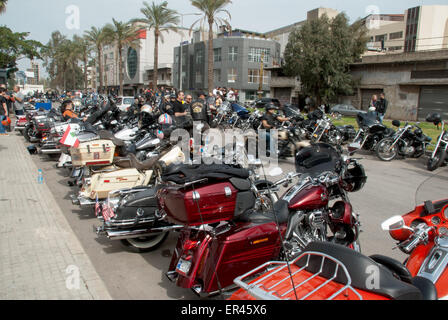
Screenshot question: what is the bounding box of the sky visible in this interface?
[1,0,446,76]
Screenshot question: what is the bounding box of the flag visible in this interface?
[60,125,80,147]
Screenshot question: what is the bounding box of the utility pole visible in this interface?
[258,52,265,100]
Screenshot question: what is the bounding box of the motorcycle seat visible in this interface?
[298,242,424,300]
[113,157,132,169]
[98,130,125,147]
[236,200,290,224]
[129,153,159,171]
[229,178,251,191]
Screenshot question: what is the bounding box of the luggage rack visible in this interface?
[233,251,363,300]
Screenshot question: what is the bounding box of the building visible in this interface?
[363,5,448,54]
[173,30,281,102]
[100,27,188,96]
[26,61,40,85]
[341,49,448,121]
[363,14,406,54]
[405,5,448,52]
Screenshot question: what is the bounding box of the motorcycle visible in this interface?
[308,110,354,146]
[162,143,366,297]
[229,171,448,300]
[94,144,274,253]
[350,111,395,153]
[376,120,432,162]
[426,113,448,171]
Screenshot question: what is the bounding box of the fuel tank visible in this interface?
[283,182,329,211]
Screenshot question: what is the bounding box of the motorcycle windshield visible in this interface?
[231,103,249,115]
[295,143,342,176]
[357,112,381,127]
[415,170,448,208]
[283,105,302,118]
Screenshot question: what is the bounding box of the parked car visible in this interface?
[330,104,363,117]
[116,96,135,112]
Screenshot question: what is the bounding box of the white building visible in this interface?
[102,27,189,95]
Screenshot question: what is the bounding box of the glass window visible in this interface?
[228,46,238,62]
[214,48,222,62]
[228,68,237,83]
[127,47,138,79]
[248,47,270,63]
[248,69,269,84]
[195,49,203,64]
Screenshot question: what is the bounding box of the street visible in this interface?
[24,132,448,300]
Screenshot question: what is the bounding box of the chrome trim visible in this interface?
[417,240,448,284]
[105,225,182,240]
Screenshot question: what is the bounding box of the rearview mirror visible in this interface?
[381,216,405,231]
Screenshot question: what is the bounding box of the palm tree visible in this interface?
[0,0,8,14]
[42,31,67,89]
[84,26,108,93]
[73,35,91,91]
[55,39,73,91]
[190,0,232,91]
[133,1,180,92]
[104,19,142,96]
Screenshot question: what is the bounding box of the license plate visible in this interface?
[176,259,191,275]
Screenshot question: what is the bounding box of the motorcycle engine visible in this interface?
[285,210,328,259]
[401,139,415,156]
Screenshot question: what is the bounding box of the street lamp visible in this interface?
[179,13,201,91]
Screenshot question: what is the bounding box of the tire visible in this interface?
[23,124,35,142]
[427,149,446,172]
[376,138,398,161]
[120,232,169,253]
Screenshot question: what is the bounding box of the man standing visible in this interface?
[0,87,9,135]
[173,91,192,129]
[189,93,212,131]
[12,85,25,116]
[377,93,388,124]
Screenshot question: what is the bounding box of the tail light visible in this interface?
[183,240,200,251]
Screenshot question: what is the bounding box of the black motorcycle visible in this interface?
[350,112,395,152]
[376,120,432,161]
[426,113,448,171]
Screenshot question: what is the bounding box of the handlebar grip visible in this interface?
[402,235,422,253]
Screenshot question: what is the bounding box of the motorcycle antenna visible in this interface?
[258,155,300,301]
[414,170,447,208]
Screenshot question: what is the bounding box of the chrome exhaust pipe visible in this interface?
[40,148,62,154]
[105,225,183,240]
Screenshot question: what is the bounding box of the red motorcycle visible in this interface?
[159,143,367,297]
[229,172,448,300]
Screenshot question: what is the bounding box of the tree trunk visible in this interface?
[84,53,88,92]
[119,44,123,96]
[98,46,103,93]
[207,20,214,92]
[153,30,159,92]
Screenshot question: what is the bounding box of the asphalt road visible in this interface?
[27,136,448,300]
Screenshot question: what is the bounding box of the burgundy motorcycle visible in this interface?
[159,143,367,297]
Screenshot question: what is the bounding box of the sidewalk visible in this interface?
[0,133,111,300]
